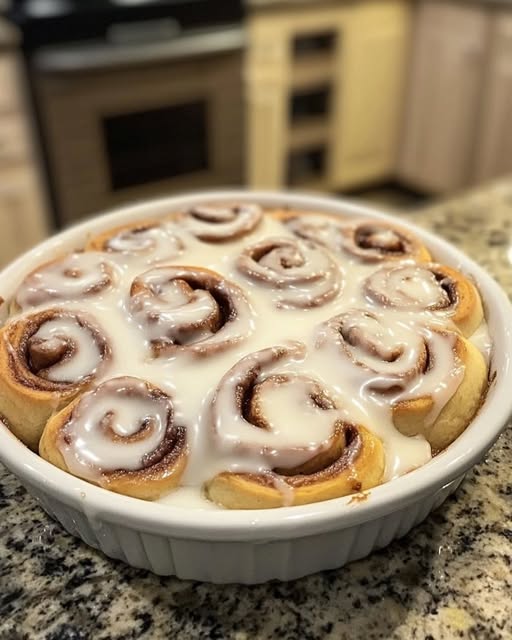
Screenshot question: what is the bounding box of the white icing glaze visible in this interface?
[285,214,347,252]
[236,236,341,308]
[365,264,450,309]
[469,321,493,366]
[59,377,173,478]
[128,266,254,354]
[30,316,104,382]
[177,202,262,240]
[105,222,185,264]
[318,309,426,381]
[15,252,116,309]
[212,343,345,468]
[4,206,489,507]
[285,216,416,261]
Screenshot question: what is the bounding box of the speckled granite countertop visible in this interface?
[1,181,511,640]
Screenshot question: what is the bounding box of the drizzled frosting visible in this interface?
[176,202,263,242]
[59,377,177,478]
[283,213,429,262]
[8,309,111,389]
[91,221,185,264]
[212,343,347,469]
[236,236,341,308]
[15,252,116,309]
[128,266,253,356]
[28,315,107,382]
[2,203,490,509]
[318,309,428,389]
[364,264,454,310]
[342,221,427,261]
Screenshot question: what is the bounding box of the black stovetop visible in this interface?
[6,0,244,50]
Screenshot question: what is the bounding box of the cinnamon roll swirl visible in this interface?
[0,309,110,450]
[236,237,341,309]
[277,210,431,263]
[129,266,253,356]
[318,310,427,392]
[86,220,184,261]
[13,252,116,312]
[39,377,187,500]
[364,263,484,337]
[206,344,385,509]
[174,202,263,242]
[317,311,488,451]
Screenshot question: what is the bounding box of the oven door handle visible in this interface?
[33,25,245,73]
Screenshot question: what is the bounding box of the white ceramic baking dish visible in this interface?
[1,191,511,584]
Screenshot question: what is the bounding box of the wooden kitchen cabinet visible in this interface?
[0,55,19,114]
[334,0,411,189]
[247,0,411,191]
[398,1,489,193]
[247,3,349,189]
[0,167,48,267]
[0,51,49,268]
[474,12,512,182]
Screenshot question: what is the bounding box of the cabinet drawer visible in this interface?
[0,115,29,165]
[0,56,19,114]
[0,167,48,267]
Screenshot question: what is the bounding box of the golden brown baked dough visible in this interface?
[206,343,385,508]
[364,262,483,337]
[317,310,488,452]
[40,376,188,500]
[274,209,432,263]
[392,335,487,452]
[0,309,110,450]
[206,422,384,509]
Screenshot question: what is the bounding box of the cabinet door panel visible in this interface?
[0,55,19,114]
[398,2,488,193]
[474,14,512,182]
[334,0,411,189]
[247,5,349,189]
[0,168,48,267]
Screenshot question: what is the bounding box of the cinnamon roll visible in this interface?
[317,311,488,451]
[206,344,385,509]
[86,220,184,260]
[0,309,110,450]
[364,263,484,337]
[12,252,116,312]
[129,266,252,356]
[39,377,188,500]
[174,202,263,242]
[278,210,431,263]
[236,237,341,308]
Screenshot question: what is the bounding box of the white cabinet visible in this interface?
[0,167,48,266]
[247,2,349,189]
[246,0,411,191]
[335,0,411,189]
[398,2,489,193]
[474,12,512,182]
[0,53,49,268]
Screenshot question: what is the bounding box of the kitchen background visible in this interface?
[0,0,510,268]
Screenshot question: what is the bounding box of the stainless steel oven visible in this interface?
[12,1,245,226]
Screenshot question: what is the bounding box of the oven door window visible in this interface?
[103,101,208,190]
